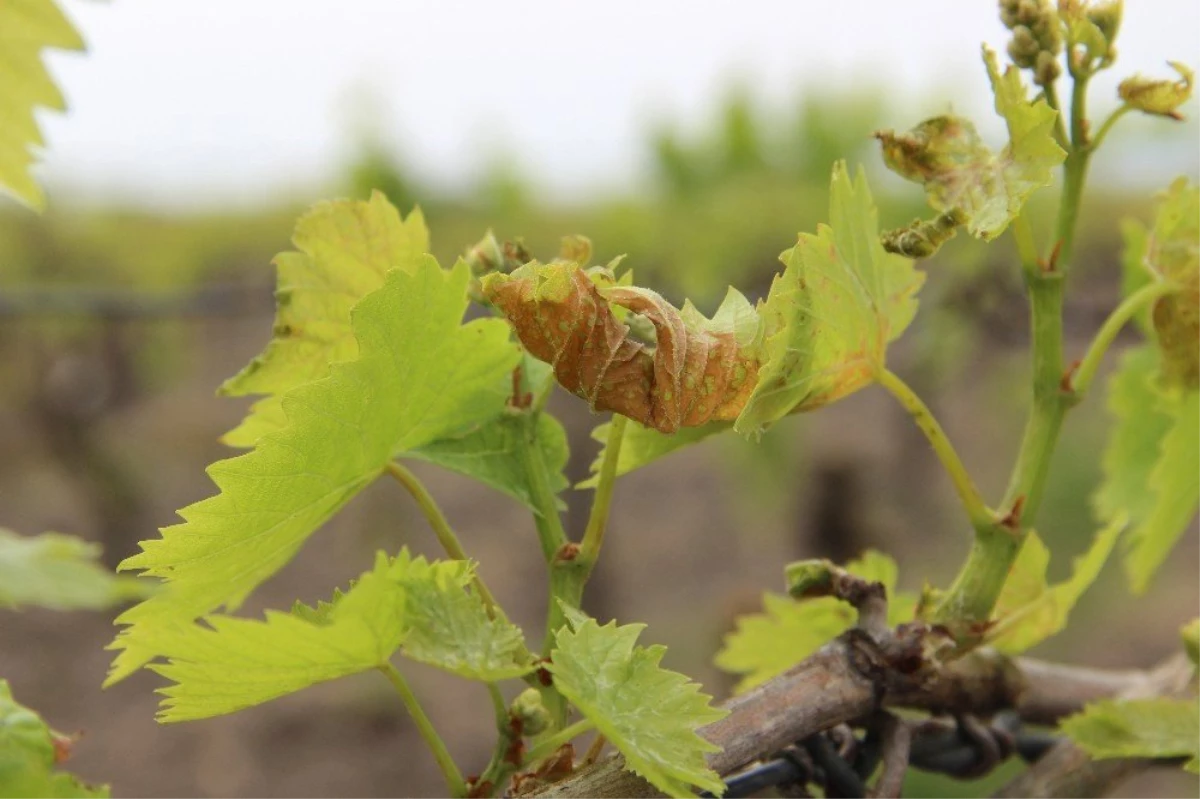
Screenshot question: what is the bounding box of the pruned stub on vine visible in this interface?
[482,261,760,434]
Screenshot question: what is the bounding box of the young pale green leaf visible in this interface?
[0,0,84,210]
[404,411,569,513]
[221,193,430,446]
[734,162,924,434]
[150,554,408,722]
[0,529,152,611]
[1119,62,1194,119]
[1142,178,1199,389]
[716,551,917,692]
[109,257,520,683]
[0,681,108,798]
[577,419,731,488]
[1093,348,1174,525]
[1061,698,1200,773]
[483,263,761,434]
[392,552,535,681]
[1119,218,1153,335]
[874,47,1065,252]
[549,611,727,798]
[986,517,1124,654]
[1124,387,1199,593]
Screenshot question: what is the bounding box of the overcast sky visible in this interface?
[36,0,1200,209]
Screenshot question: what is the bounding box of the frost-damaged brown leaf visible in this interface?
[481,262,760,433]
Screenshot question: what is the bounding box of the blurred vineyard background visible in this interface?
[1,75,1198,797]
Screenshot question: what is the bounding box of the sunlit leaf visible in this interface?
[1062,698,1200,773]
[715,551,917,691]
[1119,62,1194,120]
[0,529,151,611]
[734,162,924,433]
[221,193,429,446]
[152,555,408,722]
[484,264,760,434]
[0,0,84,210]
[109,257,520,683]
[549,608,727,798]
[0,680,108,798]
[874,47,1065,253]
[987,517,1124,654]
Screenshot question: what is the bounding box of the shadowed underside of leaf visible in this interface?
[108,259,520,683]
[0,528,151,611]
[0,0,84,210]
[220,193,429,446]
[734,162,924,434]
[483,263,760,434]
[874,47,1065,254]
[550,608,727,798]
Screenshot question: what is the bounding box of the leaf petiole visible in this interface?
[578,414,628,571]
[1087,104,1131,154]
[1071,280,1177,398]
[385,460,500,615]
[378,662,467,798]
[875,368,995,532]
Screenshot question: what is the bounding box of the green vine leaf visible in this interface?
[151,554,408,722]
[1124,386,1199,593]
[0,529,152,611]
[716,551,916,692]
[549,608,727,798]
[1093,348,1173,524]
[151,550,531,721]
[1141,178,1199,389]
[986,516,1124,654]
[109,257,520,683]
[734,162,924,434]
[1061,698,1200,773]
[1119,62,1194,120]
[405,411,569,513]
[577,420,731,488]
[0,680,108,797]
[874,47,1066,255]
[483,264,761,434]
[0,0,83,210]
[220,193,429,446]
[393,552,534,681]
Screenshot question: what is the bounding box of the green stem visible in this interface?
[876,369,994,532]
[1072,281,1176,397]
[577,415,628,571]
[1011,212,1040,271]
[934,67,1098,631]
[522,720,595,767]
[1042,81,1071,151]
[385,461,500,615]
[477,684,518,797]
[378,663,467,798]
[1087,105,1130,153]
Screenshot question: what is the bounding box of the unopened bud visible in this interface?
[1087,0,1123,53]
[1119,62,1194,120]
[1034,49,1063,85]
[464,231,504,277]
[510,688,552,737]
[1007,25,1041,68]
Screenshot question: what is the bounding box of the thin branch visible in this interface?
[525,640,1187,798]
[994,654,1195,798]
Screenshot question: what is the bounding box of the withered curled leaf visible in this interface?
[482,262,760,433]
